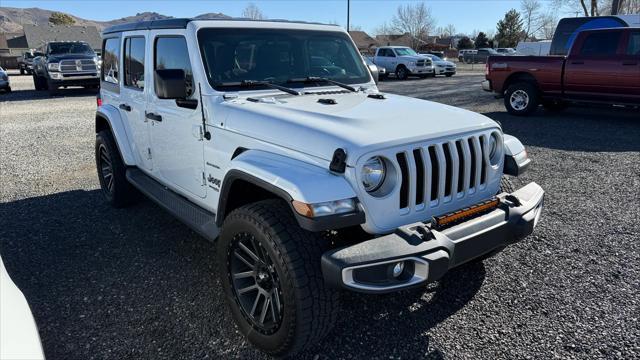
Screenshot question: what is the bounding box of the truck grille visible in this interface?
[416,59,426,67]
[60,59,97,73]
[395,134,490,211]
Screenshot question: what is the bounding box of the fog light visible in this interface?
[392,262,405,277]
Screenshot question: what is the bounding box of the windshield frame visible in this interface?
[197,27,372,92]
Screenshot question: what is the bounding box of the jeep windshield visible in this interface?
[197,28,370,91]
[49,42,95,55]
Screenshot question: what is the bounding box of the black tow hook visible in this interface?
[504,194,522,207]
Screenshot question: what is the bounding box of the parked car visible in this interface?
[464,48,502,63]
[364,56,386,82]
[421,54,457,76]
[0,67,11,92]
[96,18,543,357]
[18,51,43,75]
[32,41,100,94]
[424,50,446,60]
[0,255,45,360]
[458,49,476,62]
[496,48,516,54]
[483,27,640,115]
[373,46,434,79]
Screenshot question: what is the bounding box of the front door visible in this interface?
[148,32,206,198]
[618,30,640,103]
[563,30,624,101]
[120,33,153,171]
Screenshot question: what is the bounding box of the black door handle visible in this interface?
[119,103,131,112]
[145,112,162,122]
[571,61,584,65]
[622,61,638,66]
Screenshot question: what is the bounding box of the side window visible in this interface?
[102,37,120,84]
[626,31,640,55]
[155,36,193,97]
[124,37,145,89]
[579,31,622,56]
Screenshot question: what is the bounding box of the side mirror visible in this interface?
[155,69,188,99]
[369,64,379,84]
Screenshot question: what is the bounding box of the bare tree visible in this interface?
[521,0,543,40]
[390,2,437,49]
[374,22,395,36]
[539,12,558,39]
[444,24,456,37]
[242,3,265,20]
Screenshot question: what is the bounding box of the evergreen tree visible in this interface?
[457,36,474,49]
[475,32,490,48]
[495,9,523,47]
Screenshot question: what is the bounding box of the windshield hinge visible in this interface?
[147,148,152,160]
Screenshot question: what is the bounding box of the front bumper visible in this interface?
[481,79,492,92]
[322,182,544,293]
[48,72,99,86]
[408,66,434,75]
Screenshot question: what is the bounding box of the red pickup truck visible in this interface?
[482,28,640,115]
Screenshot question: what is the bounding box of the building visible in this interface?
[21,24,102,53]
[348,30,379,55]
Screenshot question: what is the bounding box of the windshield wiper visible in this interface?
[287,77,358,93]
[217,80,301,96]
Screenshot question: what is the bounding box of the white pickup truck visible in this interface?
[373,46,435,80]
[95,18,543,357]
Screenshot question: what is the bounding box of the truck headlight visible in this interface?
[408,61,416,66]
[292,198,357,218]
[488,132,503,165]
[47,62,60,71]
[362,156,386,192]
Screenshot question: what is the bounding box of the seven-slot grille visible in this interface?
[395,135,490,210]
[60,59,97,73]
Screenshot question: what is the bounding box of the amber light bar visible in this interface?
[432,198,500,229]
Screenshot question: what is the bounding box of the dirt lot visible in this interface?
[1,71,639,359]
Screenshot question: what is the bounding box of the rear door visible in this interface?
[563,30,624,101]
[147,31,206,198]
[120,32,153,171]
[618,30,640,103]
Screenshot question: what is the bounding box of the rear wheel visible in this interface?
[95,130,138,208]
[217,200,340,357]
[504,82,539,116]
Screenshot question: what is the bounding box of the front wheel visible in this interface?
[20,68,25,75]
[217,200,340,357]
[395,66,408,80]
[95,130,138,207]
[504,82,539,116]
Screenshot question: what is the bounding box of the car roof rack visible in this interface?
[103,18,338,35]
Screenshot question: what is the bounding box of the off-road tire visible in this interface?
[95,130,138,208]
[217,200,340,357]
[504,82,539,116]
[47,79,59,95]
[499,176,515,194]
[395,65,408,80]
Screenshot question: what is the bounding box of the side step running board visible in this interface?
[126,168,219,242]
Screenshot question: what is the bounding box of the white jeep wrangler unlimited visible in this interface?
[95,19,544,357]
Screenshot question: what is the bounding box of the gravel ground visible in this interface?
[1,71,639,359]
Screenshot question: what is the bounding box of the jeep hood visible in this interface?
[222,91,498,166]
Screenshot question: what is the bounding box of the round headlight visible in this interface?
[362,156,386,192]
[488,132,502,165]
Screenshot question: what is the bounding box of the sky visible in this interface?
[3,0,566,36]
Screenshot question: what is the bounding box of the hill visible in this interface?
[0,7,232,33]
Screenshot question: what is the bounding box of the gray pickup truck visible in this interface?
[32,41,100,94]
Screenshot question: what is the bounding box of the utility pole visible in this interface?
[347,0,350,32]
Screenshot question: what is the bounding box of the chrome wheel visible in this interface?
[229,232,283,335]
[98,144,114,194]
[509,90,530,111]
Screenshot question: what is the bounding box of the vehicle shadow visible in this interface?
[0,189,484,359]
[484,106,640,152]
[0,87,98,103]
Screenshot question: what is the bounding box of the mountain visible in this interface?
[0,7,232,33]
